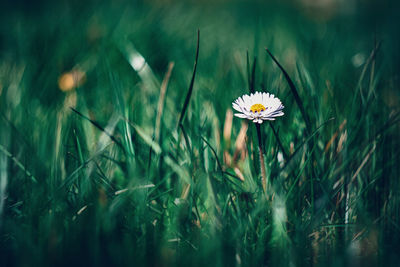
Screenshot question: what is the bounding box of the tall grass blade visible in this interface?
[246,52,257,94]
[70,107,125,152]
[356,41,381,105]
[201,136,223,174]
[250,57,257,93]
[178,30,200,126]
[246,51,251,93]
[179,123,193,160]
[155,62,175,142]
[266,48,312,133]
[0,144,38,183]
[269,122,288,161]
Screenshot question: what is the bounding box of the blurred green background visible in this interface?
[1,0,400,266]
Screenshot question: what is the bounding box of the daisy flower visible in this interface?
[232,91,284,124]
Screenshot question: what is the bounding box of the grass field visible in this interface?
[1,0,400,266]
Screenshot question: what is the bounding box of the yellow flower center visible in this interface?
[250,103,266,113]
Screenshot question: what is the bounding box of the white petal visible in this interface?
[234,113,248,118]
[235,97,244,107]
[261,92,267,103]
[256,92,262,103]
[243,94,251,104]
[267,111,284,117]
[232,102,242,112]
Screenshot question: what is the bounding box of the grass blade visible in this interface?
[251,57,256,93]
[269,122,288,161]
[178,30,200,127]
[0,144,38,183]
[155,62,175,142]
[179,123,193,160]
[246,51,257,94]
[70,107,125,153]
[356,41,381,104]
[266,48,312,133]
[201,136,223,174]
[282,117,334,171]
[246,51,251,93]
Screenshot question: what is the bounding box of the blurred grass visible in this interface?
[1,0,400,266]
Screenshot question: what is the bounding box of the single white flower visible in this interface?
[232,91,284,124]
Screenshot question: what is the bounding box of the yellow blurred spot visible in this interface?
[58,70,86,92]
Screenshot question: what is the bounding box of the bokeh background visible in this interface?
[1,0,400,266]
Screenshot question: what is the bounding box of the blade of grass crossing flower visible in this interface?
[178,30,200,127]
[266,48,312,134]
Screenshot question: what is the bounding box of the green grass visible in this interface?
[1,0,400,266]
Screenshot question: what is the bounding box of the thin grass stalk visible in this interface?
[0,144,38,183]
[269,122,288,161]
[155,62,174,142]
[177,30,200,127]
[70,107,125,153]
[265,48,311,134]
[255,124,267,194]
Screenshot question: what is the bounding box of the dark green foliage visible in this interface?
[0,0,400,266]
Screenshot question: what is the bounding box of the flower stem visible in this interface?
[255,124,267,193]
